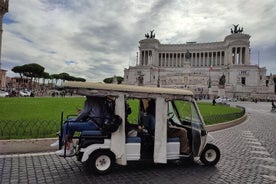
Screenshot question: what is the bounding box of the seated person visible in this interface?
[52,96,112,156]
[167,117,190,155]
[125,103,143,137]
[140,100,155,136]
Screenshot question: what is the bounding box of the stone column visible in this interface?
[202,52,205,67]
[178,53,180,67]
[219,51,222,66]
[215,52,218,66]
[165,53,167,67]
[245,47,250,64]
[238,47,239,65]
[141,51,144,66]
[194,53,197,67]
[162,53,164,66]
[139,51,142,65]
[173,53,176,67]
[234,47,237,64]
[180,53,182,67]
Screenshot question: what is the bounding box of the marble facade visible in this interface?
[124,27,275,100]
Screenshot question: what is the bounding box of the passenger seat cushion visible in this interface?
[81,130,102,136]
[167,137,180,142]
[126,137,141,143]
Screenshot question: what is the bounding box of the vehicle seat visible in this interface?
[167,137,180,142]
[126,137,141,143]
[81,130,102,137]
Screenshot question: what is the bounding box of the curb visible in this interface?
[0,113,248,155]
[0,138,58,155]
[206,113,248,132]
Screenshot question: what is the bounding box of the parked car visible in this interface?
[19,89,31,97]
[54,82,221,175]
[0,90,9,97]
[215,97,228,104]
[228,98,237,102]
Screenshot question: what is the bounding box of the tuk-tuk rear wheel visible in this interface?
[87,150,115,175]
[200,143,220,166]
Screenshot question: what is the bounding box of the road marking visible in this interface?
[252,157,275,163]
[259,165,276,171]
[262,175,276,182]
[0,152,55,159]
[246,141,262,145]
[250,145,266,150]
[242,130,276,183]
[244,138,259,142]
[250,150,271,156]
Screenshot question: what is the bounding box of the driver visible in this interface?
[167,116,190,155]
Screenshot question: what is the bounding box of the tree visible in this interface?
[103,77,113,84]
[12,63,45,89]
[50,74,60,84]
[22,63,45,89]
[41,72,50,86]
[22,63,44,78]
[11,66,24,78]
[103,76,124,84]
[11,63,86,88]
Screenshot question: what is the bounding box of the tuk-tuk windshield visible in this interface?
[172,100,203,126]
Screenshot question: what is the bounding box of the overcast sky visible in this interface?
[2,0,276,82]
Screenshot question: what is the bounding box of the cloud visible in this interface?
[2,0,276,83]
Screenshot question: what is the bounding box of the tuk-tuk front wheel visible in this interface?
[200,143,220,166]
[87,150,115,175]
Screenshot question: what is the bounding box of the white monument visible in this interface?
[124,26,276,100]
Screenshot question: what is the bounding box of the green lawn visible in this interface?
[197,102,244,125]
[0,97,86,121]
[0,97,244,139]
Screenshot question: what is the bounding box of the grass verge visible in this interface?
[0,97,243,139]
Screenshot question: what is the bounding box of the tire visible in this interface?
[87,150,115,175]
[200,143,220,166]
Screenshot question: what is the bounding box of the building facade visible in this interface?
[124,26,276,100]
[0,0,8,89]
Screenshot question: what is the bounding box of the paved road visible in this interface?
[0,102,275,184]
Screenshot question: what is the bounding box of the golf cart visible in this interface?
[58,82,220,175]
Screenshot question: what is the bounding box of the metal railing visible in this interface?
[0,120,59,139]
[0,106,245,139]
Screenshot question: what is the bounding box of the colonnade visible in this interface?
[146,51,226,67]
[231,47,246,65]
[139,47,249,67]
[140,50,152,66]
[189,51,225,67]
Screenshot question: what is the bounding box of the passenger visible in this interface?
[125,103,143,137]
[52,96,111,156]
[141,100,155,135]
[167,118,190,155]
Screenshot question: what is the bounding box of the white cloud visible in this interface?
[2,0,276,82]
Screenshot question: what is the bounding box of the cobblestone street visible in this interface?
[0,102,275,184]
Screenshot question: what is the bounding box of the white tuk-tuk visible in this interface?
[58,82,220,175]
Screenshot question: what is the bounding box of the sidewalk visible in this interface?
[0,114,247,155]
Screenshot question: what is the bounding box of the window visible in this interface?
[241,77,246,85]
